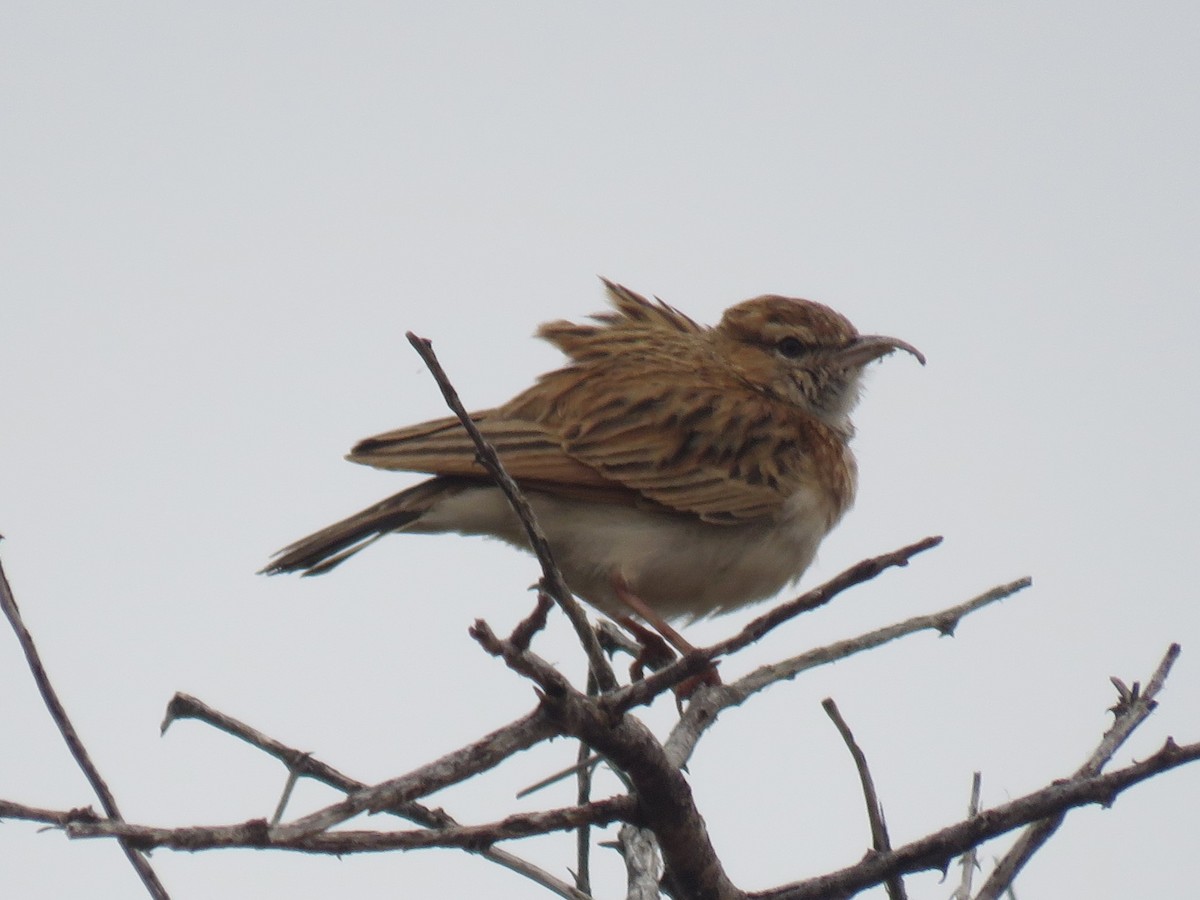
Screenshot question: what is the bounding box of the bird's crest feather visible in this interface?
[538,278,703,360]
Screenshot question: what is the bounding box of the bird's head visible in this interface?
[715,296,924,434]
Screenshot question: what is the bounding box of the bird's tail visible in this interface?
[260,478,462,576]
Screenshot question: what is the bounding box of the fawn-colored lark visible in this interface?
[264,279,922,634]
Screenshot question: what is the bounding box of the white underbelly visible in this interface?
[418,484,842,621]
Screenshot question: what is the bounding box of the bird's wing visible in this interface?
[346,392,825,524]
[539,372,825,524]
[347,412,616,490]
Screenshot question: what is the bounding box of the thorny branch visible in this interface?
[664,577,1032,769]
[747,736,1200,900]
[974,643,1182,900]
[61,796,639,853]
[271,706,557,841]
[160,693,592,900]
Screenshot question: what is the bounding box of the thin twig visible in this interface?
[715,535,943,657]
[270,765,304,825]
[511,592,555,651]
[271,705,556,840]
[471,618,583,699]
[516,755,600,800]
[1,798,101,827]
[575,668,599,896]
[0,552,170,900]
[405,331,618,693]
[953,772,982,899]
[730,578,1031,700]
[976,643,1182,900]
[822,698,906,900]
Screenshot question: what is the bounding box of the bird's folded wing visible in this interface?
[549,378,806,524]
[347,412,615,489]
[348,387,816,525]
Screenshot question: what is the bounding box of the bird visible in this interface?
[262,279,923,636]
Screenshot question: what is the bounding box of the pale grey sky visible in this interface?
[3,4,1199,898]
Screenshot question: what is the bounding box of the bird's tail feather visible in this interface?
[260,478,464,576]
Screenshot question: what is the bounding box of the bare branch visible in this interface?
[271,705,556,840]
[64,796,636,854]
[976,643,1181,899]
[165,693,438,824]
[666,578,1032,767]
[162,692,591,899]
[749,737,1200,900]
[1,799,101,828]
[730,578,1032,700]
[618,824,664,899]
[405,331,618,692]
[0,552,170,899]
[270,766,304,825]
[517,754,600,800]
[511,591,556,650]
[822,698,906,900]
[575,669,599,896]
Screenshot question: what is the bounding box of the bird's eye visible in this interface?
[777,336,806,358]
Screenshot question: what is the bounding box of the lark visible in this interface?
[263,279,922,632]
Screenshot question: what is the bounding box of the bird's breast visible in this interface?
[526,483,848,621]
[414,476,855,622]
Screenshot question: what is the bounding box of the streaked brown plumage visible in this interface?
[263,279,923,621]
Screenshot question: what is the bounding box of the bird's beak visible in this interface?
[835,334,926,369]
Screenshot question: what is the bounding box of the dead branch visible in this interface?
[0,553,170,899]
[61,796,636,853]
[665,577,1032,768]
[822,698,906,900]
[270,705,556,840]
[161,692,592,900]
[749,736,1200,900]
[975,643,1181,899]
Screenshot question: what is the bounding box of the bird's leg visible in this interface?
[615,615,677,682]
[610,573,696,656]
[610,573,720,692]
